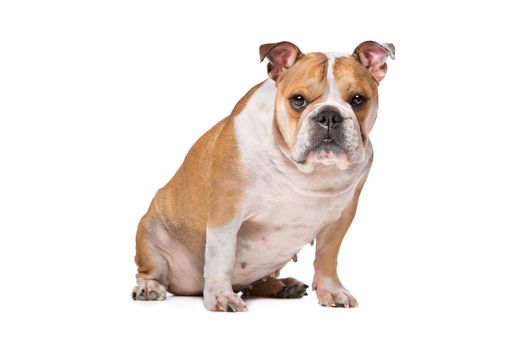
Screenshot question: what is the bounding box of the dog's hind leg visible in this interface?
[242,276,309,299]
[132,213,169,301]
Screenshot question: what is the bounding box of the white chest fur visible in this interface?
[231,80,372,286]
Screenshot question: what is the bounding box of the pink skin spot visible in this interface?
[240,262,247,269]
[260,236,268,245]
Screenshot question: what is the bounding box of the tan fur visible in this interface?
[333,56,379,135]
[312,154,373,291]
[275,52,328,148]
[259,41,303,80]
[134,214,166,283]
[134,84,261,293]
[133,41,393,308]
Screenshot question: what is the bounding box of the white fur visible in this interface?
[231,77,372,287]
[203,220,248,311]
[149,217,203,294]
[204,220,241,291]
[323,52,347,105]
[291,52,365,169]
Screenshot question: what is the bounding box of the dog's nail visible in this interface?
[304,284,309,289]
[292,254,298,262]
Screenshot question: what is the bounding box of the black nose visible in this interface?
[315,109,343,129]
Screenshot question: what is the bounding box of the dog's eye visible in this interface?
[350,94,367,108]
[290,95,307,110]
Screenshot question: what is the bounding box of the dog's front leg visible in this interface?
[313,167,371,308]
[203,219,246,312]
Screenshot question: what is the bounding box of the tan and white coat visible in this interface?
[132,40,395,311]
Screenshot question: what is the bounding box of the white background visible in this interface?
[1,0,524,349]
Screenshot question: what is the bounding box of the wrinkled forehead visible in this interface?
[333,55,376,97]
[277,52,327,89]
[277,52,377,97]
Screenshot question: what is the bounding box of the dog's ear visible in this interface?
[259,41,302,80]
[353,41,395,83]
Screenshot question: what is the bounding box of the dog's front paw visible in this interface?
[204,290,247,312]
[315,280,358,308]
[132,279,167,301]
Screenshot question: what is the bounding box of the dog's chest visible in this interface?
[229,81,370,286]
[231,178,355,286]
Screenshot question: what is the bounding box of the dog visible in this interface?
[132,40,395,311]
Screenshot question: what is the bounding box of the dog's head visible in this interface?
[260,41,394,172]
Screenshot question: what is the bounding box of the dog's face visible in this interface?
[260,41,394,172]
[275,53,376,170]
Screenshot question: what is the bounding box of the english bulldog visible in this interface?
[132,40,395,311]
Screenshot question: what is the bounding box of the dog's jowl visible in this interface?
[132,41,395,311]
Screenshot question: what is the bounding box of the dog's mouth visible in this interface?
[293,137,348,168]
[291,135,365,173]
[314,137,343,151]
[306,136,347,158]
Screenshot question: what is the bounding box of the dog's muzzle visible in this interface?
[309,107,349,150]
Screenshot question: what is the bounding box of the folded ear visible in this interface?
[353,41,395,83]
[259,41,302,80]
